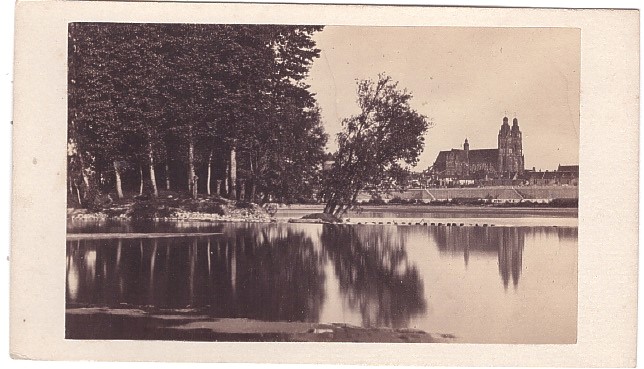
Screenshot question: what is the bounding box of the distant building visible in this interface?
[432,116,525,181]
[557,165,579,175]
[524,165,579,186]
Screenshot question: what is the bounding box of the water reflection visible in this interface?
[432,227,525,289]
[556,227,578,241]
[320,225,426,328]
[66,224,326,323]
[66,221,577,343]
[67,219,226,234]
[67,223,428,329]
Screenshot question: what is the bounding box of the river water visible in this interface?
[66,217,577,343]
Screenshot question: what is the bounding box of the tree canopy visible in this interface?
[68,23,326,205]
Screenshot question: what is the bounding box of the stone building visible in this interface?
[524,165,579,186]
[432,116,525,180]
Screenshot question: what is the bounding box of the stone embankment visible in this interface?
[356,185,579,202]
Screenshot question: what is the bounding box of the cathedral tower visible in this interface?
[497,116,524,177]
[497,117,511,176]
[511,118,524,175]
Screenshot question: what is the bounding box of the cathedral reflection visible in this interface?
[433,226,525,289]
[320,225,427,329]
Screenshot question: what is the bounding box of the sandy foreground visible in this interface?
[66,307,454,343]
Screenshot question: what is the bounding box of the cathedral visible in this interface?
[432,116,525,179]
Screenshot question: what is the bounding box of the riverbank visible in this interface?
[66,307,453,343]
[67,196,578,227]
[68,196,271,222]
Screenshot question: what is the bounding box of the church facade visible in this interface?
[432,116,525,179]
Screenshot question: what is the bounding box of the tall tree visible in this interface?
[322,74,431,217]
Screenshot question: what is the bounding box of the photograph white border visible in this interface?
[9,1,639,366]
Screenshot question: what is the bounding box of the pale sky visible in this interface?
[306,27,580,171]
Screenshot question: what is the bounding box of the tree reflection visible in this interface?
[556,227,578,242]
[320,225,426,328]
[66,224,325,323]
[433,227,525,289]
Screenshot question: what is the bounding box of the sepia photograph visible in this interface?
[65,23,578,344]
[10,1,638,366]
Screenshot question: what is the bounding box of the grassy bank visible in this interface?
[68,194,270,222]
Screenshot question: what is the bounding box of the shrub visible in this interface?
[236,201,254,209]
[183,199,226,215]
[129,201,175,220]
[368,198,386,205]
[551,198,578,208]
[301,213,341,223]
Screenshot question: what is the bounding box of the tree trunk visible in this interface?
[148,141,158,198]
[68,175,73,197]
[324,200,336,215]
[113,161,124,199]
[165,161,171,190]
[188,128,197,199]
[223,165,229,195]
[77,150,90,189]
[206,149,213,196]
[215,180,222,196]
[250,181,256,203]
[229,145,237,200]
[76,151,94,206]
[139,164,144,195]
[239,179,245,201]
[248,152,255,202]
[334,205,348,218]
[75,182,82,205]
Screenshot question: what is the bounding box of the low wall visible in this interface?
[359,186,578,201]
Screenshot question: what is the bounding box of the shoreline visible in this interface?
[67,201,578,228]
[278,204,578,216]
[68,206,579,228]
[67,215,578,229]
[66,307,453,343]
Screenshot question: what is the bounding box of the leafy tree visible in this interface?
[322,74,431,216]
[68,23,125,201]
[232,25,324,202]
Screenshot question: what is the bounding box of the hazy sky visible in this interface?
[306,27,580,171]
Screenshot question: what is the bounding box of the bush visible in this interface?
[236,201,254,209]
[83,191,116,213]
[294,196,321,205]
[301,213,341,223]
[451,197,486,206]
[367,198,386,205]
[551,198,578,208]
[129,201,175,220]
[430,199,452,206]
[184,199,226,215]
[197,202,226,214]
[103,207,128,218]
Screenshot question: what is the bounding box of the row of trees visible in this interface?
[68,23,327,205]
